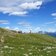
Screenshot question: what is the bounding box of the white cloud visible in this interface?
[9,11,28,16]
[51,13,56,16]
[0,0,52,16]
[0,0,43,16]
[0,0,53,16]
[5,27,20,31]
[5,26,10,29]
[0,7,28,16]
[0,20,9,24]
[34,27,41,32]
[47,28,56,32]
[19,1,42,10]
[13,27,19,31]
[45,21,56,25]
[18,21,31,27]
[41,21,56,27]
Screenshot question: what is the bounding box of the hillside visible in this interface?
[0,28,56,56]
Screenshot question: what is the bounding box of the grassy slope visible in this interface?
[0,28,56,56]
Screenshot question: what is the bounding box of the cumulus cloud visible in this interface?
[19,1,42,10]
[0,0,53,16]
[0,0,43,16]
[0,20,9,24]
[51,13,56,16]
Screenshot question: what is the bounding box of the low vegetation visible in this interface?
[0,28,56,56]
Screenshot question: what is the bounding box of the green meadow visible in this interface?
[0,28,56,56]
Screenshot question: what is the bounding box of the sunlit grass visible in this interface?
[0,28,56,56]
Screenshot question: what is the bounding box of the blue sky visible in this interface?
[0,0,56,32]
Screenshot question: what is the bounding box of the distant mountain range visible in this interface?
[45,32,56,37]
[38,31,56,37]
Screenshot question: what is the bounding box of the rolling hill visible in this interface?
[0,28,56,56]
